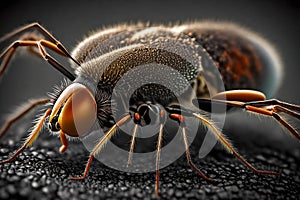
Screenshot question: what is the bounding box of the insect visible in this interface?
[0,22,300,199]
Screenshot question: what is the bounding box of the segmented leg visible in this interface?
[0,98,50,139]
[59,131,68,153]
[181,126,215,180]
[244,105,300,141]
[0,39,75,81]
[198,97,300,142]
[192,113,279,175]
[127,124,138,167]
[70,115,131,180]
[0,23,79,80]
[244,100,300,141]
[0,47,16,77]
[0,23,80,64]
[0,109,51,164]
[155,120,164,199]
[244,99,300,112]
[271,105,300,119]
[169,114,214,181]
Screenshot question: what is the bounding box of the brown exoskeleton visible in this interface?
[0,22,299,199]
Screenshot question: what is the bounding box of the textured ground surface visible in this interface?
[0,117,300,200]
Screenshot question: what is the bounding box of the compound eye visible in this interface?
[55,83,97,137]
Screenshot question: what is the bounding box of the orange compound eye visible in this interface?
[50,83,97,137]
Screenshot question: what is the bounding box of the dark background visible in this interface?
[0,0,300,114]
[0,0,300,199]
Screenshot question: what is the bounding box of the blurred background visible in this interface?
[0,0,300,149]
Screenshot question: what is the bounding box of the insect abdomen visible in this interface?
[179,22,282,97]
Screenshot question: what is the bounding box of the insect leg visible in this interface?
[59,131,68,153]
[0,39,75,81]
[70,115,131,180]
[245,102,300,141]
[0,109,51,164]
[192,113,279,175]
[244,99,300,121]
[210,89,300,114]
[0,47,16,77]
[0,22,80,65]
[271,105,300,119]
[243,105,300,141]
[169,113,214,182]
[198,98,300,141]
[182,127,214,181]
[0,98,50,139]
[127,124,138,167]
[155,110,165,200]
[244,99,300,112]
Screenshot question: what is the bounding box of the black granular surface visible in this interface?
[0,124,299,200]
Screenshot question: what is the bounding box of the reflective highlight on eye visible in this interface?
[50,83,97,137]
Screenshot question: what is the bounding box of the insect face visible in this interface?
[131,103,165,127]
[48,82,97,137]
